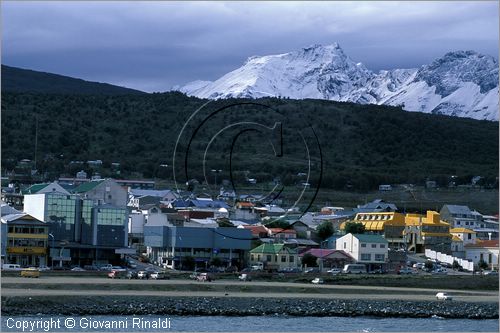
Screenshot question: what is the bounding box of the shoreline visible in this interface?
[2,296,498,319]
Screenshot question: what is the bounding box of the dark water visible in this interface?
[1,315,498,332]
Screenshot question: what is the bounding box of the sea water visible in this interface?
[1,315,498,332]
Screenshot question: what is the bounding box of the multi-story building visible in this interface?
[145,224,251,270]
[335,233,388,271]
[1,213,48,267]
[404,211,451,254]
[340,212,406,248]
[23,184,128,267]
[249,243,298,271]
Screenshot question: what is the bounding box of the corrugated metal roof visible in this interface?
[73,180,105,193]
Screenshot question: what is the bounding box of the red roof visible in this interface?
[268,228,296,234]
[237,202,255,208]
[242,225,269,236]
[465,240,499,248]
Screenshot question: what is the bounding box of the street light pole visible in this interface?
[48,233,55,269]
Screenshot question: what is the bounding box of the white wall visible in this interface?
[466,247,499,268]
[128,212,145,234]
[23,194,46,222]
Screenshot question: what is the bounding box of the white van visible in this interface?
[342,264,366,274]
[2,264,21,270]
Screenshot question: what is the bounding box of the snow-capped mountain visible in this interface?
[178,44,498,121]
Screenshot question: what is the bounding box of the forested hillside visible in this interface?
[1,92,498,190]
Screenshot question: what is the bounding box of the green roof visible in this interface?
[21,183,49,195]
[353,234,388,243]
[250,243,296,254]
[73,180,105,193]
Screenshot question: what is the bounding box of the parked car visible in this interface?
[70,267,86,272]
[83,265,99,271]
[20,268,40,278]
[111,266,126,271]
[197,272,214,282]
[137,270,150,279]
[38,265,51,271]
[398,267,414,275]
[150,271,170,280]
[2,264,22,270]
[482,270,498,276]
[368,269,385,274]
[108,270,129,279]
[431,268,447,275]
[436,292,452,300]
[238,273,251,281]
[99,264,113,271]
[304,267,320,273]
[413,263,424,269]
[126,270,138,279]
[327,268,341,275]
[189,272,199,280]
[311,277,324,284]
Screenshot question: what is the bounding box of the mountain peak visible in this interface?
[180,45,498,121]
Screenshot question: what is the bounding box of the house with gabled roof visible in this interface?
[73,179,127,207]
[465,240,499,270]
[22,182,70,195]
[355,199,397,213]
[336,233,389,271]
[249,243,298,270]
[299,248,354,271]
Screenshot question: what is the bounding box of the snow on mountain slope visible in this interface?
[179,44,499,121]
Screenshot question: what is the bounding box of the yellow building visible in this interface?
[404,211,451,254]
[4,213,48,267]
[340,212,406,247]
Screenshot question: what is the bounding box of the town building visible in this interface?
[340,212,406,248]
[298,248,354,271]
[335,233,389,271]
[404,211,451,254]
[144,225,251,270]
[249,243,298,271]
[1,213,49,267]
[465,240,499,270]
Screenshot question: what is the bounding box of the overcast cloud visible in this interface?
[2,1,498,92]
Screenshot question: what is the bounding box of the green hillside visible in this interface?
[1,91,498,192]
[1,65,145,95]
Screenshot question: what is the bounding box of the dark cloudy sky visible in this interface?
[2,1,498,92]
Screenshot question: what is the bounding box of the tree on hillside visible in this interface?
[344,222,365,234]
[264,219,289,229]
[317,221,334,240]
[302,253,318,267]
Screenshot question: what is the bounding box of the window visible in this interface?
[289,256,294,262]
[250,254,254,261]
[257,255,261,261]
[266,255,272,262]
[380,244,385,248]
[467,234,472,240]
[361,243,367,248]
[375,254,385,261]
[343,242,346,249]
[371,244,376,248]
[457,221,461,225]
[281,256,286,263]
[488,253,492,264]
[361,254,371,261]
